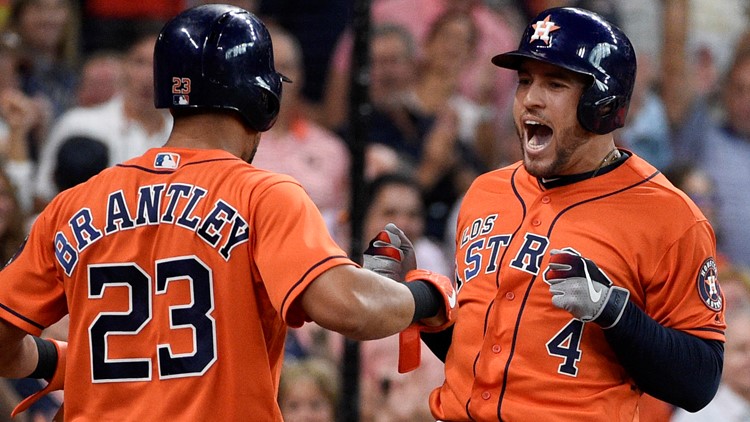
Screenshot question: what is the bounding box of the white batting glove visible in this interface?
[544,249,630,328]
[362,223,417,280]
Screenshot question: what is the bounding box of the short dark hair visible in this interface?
[53,135,109,191]
[364,172,425,215]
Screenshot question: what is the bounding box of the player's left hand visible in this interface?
[362,223,416,280]
[544,249,630,328]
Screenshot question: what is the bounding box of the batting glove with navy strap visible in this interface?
[544,249,630,329]
[363,224,457,372]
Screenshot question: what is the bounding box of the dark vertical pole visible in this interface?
[339,0,371,421]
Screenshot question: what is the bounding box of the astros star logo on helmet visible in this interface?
[530,15,560,45]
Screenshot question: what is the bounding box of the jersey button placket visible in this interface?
[492,344,502,353]
[481,391,491,400]
[505,291,515,300]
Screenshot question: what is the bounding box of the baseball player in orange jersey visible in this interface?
[0,5,457,421]
[364,7,726,422]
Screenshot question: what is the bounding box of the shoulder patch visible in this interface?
[696,258,722,312]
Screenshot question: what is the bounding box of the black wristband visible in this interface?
[595,286,630,329]
[402,280,441,323]
[28,337,58,380]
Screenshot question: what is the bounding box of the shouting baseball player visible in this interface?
[365,7,725,421]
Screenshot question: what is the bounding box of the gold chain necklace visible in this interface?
[591,148,621,178]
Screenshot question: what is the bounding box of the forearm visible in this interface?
[0,320,38,378]
[604,302,723,411]
[303,265,415,341]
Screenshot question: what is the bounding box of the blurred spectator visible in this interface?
[278,357,339,422]
[322,0,518,135]
[691,46,750,271]
[658,1,750,270]
[75,51,123,107]
[252,26,350,237]
[8,0,78,119]
[670,269,750,421]
[0,166,26,264]
[33,30,172,210]
[359,19,488,239]
[79,0,182,54]
[0,29,51,173]
[0,88,39,213]
[53,135,109,192]
[414,10,499,169]
[258,0,350,105]
[0,35,45,212]
[617,48,672,169]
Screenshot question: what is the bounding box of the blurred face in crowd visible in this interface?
[0,174,17,237]
[271,30,303,107]
[16,0,69,54]
[724,309,750,400]
[724,56,750,138]
[365,182,424,242]
[513,59,599,178]
[123,36,157,109]
[278,373,335,422]
[424,13,476,76]
[370,31,415,107]
[77,55,122,107]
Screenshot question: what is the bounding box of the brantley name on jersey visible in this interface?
[53,183,249,276]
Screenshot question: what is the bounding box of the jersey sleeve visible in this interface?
[0,212,67,335]
[643,220,725,341]
[250,179,355,327]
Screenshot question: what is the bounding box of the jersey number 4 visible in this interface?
[88,256,216,383]
[545,319,584,377]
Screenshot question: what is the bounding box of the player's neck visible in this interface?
[165,113,259,159]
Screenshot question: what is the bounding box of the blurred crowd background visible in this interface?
[0,0,749,421]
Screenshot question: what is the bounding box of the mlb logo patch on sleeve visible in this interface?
[154,153,180,169]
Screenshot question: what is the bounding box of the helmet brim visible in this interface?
[491,51,529,70]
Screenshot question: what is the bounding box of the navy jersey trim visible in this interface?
[280,255,351,319]
[0,302,45,331]
[692,326,725,336]
[116,157,240,174]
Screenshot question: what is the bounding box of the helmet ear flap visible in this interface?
[578,84,630,134]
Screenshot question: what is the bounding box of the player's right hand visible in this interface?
[12,339,67,418]
[544,249,629,329]
[362,223,416,281]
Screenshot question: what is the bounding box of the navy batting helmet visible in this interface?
[492,7,636,134]
[154,4,289,132]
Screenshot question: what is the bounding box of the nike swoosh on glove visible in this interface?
[544,249,630,329]
[12,339,67,418]
[362,223,417,280]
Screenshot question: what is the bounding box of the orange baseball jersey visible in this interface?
[431,152,726,421]
[0,148,355,421]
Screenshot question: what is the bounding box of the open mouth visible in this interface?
[524,120,553,152]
